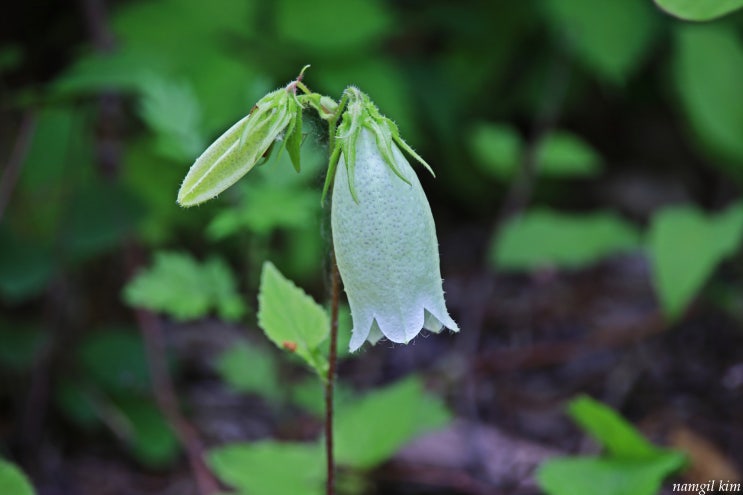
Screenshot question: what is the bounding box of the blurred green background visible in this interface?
[2,0,743,494]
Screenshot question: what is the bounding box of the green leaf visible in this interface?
[116,398,179,467]
[647,202,743,319]
[492,210,640,270]
[64,183,145,260]
[78,328,151,396]
[207,184,319,239]
[121,139,197,245]
[186,56,269,136]
[542,0,657,83]
[257,262,329,374]
[674,25,743,163]
[655,0,743,21]
[55,379,99,428]
[20,107,88,191]
[52,49,156,95]
[568,396,660,459]
[0,227,54,303]
[334,377,451,470]
[215,341,282,402]
[469,126,602,180]
[123,251,246,322]
[111,0,256,66]
[207,442,324,495]
[137,74,205,161]
[535,131,603,177]
[289,377,354,418]
[537,455,685,495]
[537,396,686,495]
[276,0,392,54]
[469,123,522,180]
[0,460,35,495]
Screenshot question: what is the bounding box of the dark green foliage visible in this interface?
[0,461,35,495]
[55,328,179,467]
[3,0,743,492]
[538,396,686,495]
[124,251,247,322]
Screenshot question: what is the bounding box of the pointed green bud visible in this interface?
[177,86,303,207]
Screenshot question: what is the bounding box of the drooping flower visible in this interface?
[177,86,303,207]
[330,89,459,352]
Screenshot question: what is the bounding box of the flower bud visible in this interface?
[331,120,459,351]
[177,86,303,207]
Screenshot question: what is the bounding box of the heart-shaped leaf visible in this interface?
[648,202,743,319]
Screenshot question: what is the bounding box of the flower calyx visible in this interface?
[321,87,434,204]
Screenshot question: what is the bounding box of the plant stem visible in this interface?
[323,91,348,495]
[0,110,36,222]
[125,245,219,495]
[325,252,341,495]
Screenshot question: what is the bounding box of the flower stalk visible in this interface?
[176,68,459,495]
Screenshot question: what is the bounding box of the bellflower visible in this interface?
[177,85,303,207]
[330,89,459,352]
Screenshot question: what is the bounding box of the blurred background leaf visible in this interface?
[123,251,246,322]
[0,460,35,495]
[334,377,451,470]
[655,0,743,21]
[492,210,640,271]
[207,442,324,495]
[673,25,743,166]
[541,0,658,84]
[648,203,743,319]
[537,396,686,495]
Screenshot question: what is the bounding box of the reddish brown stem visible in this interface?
[126,245,220,495]
[325,253,341,495]
[133,306,221,495]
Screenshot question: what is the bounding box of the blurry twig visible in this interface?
[128,245,220,495]
[325,253,340,495]
[80,0,123,180]
[80,0,116,51]
[452,274,494,480]
[80,0,220,488]
[493,55,571,230]
[0,110,36,221]
[476,310,665,373]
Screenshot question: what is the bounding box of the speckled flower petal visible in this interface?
[332,128,458,352]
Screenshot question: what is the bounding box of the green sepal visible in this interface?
[344,125,361,204]
[285,107,303,172]
[391,128,435,177]
[321,144,342,205]
[368,118,411,187]
[303,94,338,121]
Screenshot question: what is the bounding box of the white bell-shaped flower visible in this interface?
[331,127,459,352]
